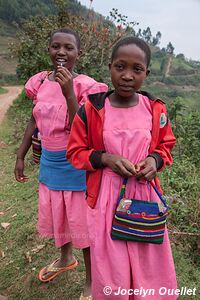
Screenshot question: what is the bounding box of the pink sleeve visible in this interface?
[25,71,47,104]
[74,75,108,106]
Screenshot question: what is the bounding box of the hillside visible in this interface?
[144,48,200,109]
[0,0,86,24]
[0,0,200,109]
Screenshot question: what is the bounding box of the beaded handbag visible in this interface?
[32,127,41,164]
[111,178,169,244]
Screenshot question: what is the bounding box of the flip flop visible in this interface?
[38,258,78,283]
[79,293,92,300]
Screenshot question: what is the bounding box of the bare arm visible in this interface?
[55,66,79,124]
[14,114,36,182]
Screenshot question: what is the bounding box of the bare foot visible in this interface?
[82,283,92,297]
[39,257,78,282]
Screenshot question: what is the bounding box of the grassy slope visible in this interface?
[0,92,200,299]
[0,87,7,94]
[0,35,17,75]
[0,93,85,300]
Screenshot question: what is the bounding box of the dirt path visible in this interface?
[165,55,172,78]
[0,86,23,124]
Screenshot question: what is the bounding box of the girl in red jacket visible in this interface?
[67,36,177,300]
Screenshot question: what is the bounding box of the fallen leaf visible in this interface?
[5,206,14,212]
[6,260,13,265]
[25,251,32,263]
[31,244,45,254]
[0,141,8,148]
[1,223,10,229]
[0,212,4,216]
[0,250,5,258]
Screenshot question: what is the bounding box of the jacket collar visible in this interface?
[88,91,113,110]
[88,90,164,110]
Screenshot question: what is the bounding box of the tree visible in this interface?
[142,26,152,43]
[12,0,135,82]
[136,27,161,46]
[176,53,185,60]
[166,42,174,54]
[152,31,161,46]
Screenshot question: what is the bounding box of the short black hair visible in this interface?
[111,36,151,67]
[49,28,81,51]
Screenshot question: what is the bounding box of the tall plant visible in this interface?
[11,0,137,82]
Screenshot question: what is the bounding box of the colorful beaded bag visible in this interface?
[111,178,169,244]
[32,127,41,164]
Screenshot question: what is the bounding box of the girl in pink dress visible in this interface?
[14,28,107,298]
[67,36,177,299]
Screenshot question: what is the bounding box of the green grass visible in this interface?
[143,82,200,110]
[0,35,18,75]
[0,87,7,94]
[0,36,17,55]
[0,92,200,299]
[0,20,17,37]
[150,59,162,73]
[0,94,85,299]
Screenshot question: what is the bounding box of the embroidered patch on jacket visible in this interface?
[160,113,167,128]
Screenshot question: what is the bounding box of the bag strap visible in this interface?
[118,178,168,212]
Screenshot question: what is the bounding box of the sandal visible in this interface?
[38,258,78,283]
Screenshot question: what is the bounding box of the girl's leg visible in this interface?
[38,184,78,281]
[41,241,76,281]
[82,247,92,297]
[60,242,73,263]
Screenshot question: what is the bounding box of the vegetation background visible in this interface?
[0,0,199,299]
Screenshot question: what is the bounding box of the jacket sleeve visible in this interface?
[67,104,97,171]
[151,104,176,171]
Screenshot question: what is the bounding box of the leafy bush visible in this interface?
[158,97,200,258]
[0,73,21,85]
[11,0,136,83]
[161,157,199,234]
[168,98,200,166]
[7,89,32,139]
[164,74,200,86]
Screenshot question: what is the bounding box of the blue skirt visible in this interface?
[39,148,86,191]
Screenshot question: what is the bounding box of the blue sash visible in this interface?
[39,148,86,191]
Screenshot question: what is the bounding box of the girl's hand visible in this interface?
[55,66,75,100]
[101,153,137,177]
[135,157,157,181]
[14,158,28,183]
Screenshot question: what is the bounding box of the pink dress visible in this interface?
[87,96,177,299]
[25,71,108,248]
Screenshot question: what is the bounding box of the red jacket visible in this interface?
[67,91,176,208]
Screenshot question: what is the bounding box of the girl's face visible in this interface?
[109,44,149,101]
[48,32,80,72]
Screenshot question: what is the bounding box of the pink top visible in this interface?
[104,94,152,164]
[25,71,108,151]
